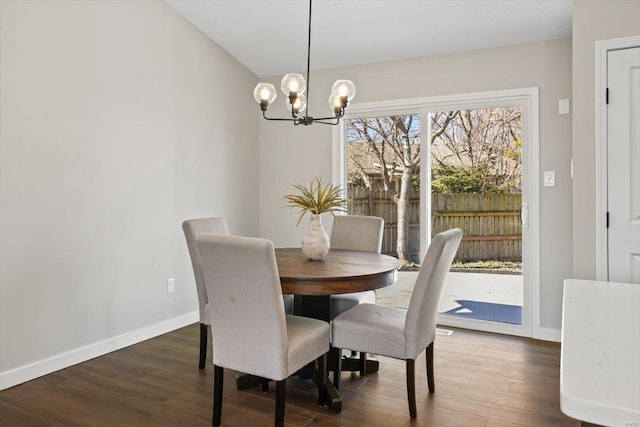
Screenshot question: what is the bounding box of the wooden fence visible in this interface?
[347,187,522,263]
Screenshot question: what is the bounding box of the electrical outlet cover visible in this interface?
[544,171,555,187]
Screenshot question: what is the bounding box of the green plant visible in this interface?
[283,177,347,226]
[430,164,520,194]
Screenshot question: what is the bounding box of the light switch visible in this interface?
[544,171,555,187]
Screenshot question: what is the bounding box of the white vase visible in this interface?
[301,214,330,260]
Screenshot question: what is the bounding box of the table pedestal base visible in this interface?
[236,372,342,413]
[339,355,379,374]
[236,373,266,391]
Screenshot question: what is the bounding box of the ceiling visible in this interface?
[164,0,572,78]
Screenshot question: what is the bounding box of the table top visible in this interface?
[275,248,401,296]
[560,279,640,426]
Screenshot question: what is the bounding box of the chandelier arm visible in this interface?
[312,116,341,122]
[313,116,342,125]
[262,111,297,122]
[312,108,345,122]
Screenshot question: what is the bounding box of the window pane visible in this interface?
[345,114,421,266]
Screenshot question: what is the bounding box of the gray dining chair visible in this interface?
[331,228,463,418]
[329,215,384,320]
[182,217,230,369]
[329,215,384,375]
[183,217,294,370]
[197,234,330,427]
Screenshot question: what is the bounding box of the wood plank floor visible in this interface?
[0,324,578,426]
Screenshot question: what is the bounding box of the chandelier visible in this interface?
[253,0,355,126]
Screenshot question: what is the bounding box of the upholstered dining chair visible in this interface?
[182,217,230,369]
[329,215,384,375]
[331,228,463,418]
[329,215,384,320]
[197,234,330,427]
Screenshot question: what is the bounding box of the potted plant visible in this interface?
[283,177,347,260]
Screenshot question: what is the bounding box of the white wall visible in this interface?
[571,0,640,279]
[0,0,259,386]
[259,39,572,333]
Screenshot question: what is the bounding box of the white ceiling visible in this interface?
[165,0,572,78]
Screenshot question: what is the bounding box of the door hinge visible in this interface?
[606,88,609,104]
[606,211,610,228]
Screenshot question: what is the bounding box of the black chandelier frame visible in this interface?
[258,0,349,126]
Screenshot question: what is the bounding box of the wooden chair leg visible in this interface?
[426,342,435,393]
[199,323,208,369]
[317,353,327,406]
[275,380,286,427]
[359,352,367,377]
[213,365,223,426]
[333,348,342,391]
[406,359,417,418]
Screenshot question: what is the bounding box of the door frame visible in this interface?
[595,36,640,281]
[333,87,540,338]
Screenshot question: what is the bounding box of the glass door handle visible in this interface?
[521,203,529,228]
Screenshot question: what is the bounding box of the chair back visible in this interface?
[197,235,288,380]
[182,217,230,323]
[330,215,384,253]
[405,228,463,359]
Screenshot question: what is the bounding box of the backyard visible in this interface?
[346,108,524,325]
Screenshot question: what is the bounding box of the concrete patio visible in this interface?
[377,271,523,324]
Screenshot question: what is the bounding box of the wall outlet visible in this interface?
[167,278,175,294]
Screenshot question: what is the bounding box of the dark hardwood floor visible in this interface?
[0,324,578,426]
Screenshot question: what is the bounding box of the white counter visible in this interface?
[561,279,640,426]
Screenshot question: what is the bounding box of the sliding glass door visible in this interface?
[336,88,538,337]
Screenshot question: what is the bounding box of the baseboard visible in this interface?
[533,326,561,342]
[0,311,199,391]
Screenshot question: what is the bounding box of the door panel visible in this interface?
[608,47,640,284]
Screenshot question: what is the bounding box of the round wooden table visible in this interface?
[276,248,401,296]
[275,248,401,413]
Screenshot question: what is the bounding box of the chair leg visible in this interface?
[275,380,286,427]
[333,348,342,391]
[426,342,435,393]
[316,353,327,406]
[359,352,367,377]
[199,323,208,369]
[213,365,223,426]
[406,359,417,418]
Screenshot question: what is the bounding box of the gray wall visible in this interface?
[571,0,640,279]
[0,0,259,377]
[259,39,573,333]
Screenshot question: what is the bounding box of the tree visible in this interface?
[347,115,420,266]
[430,107,522,193]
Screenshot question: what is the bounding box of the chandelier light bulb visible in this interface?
[253,82,277,106]
[328,95,343,115]
[331,79,356,101]
[281,73,306,96]
[287,94,307,114]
